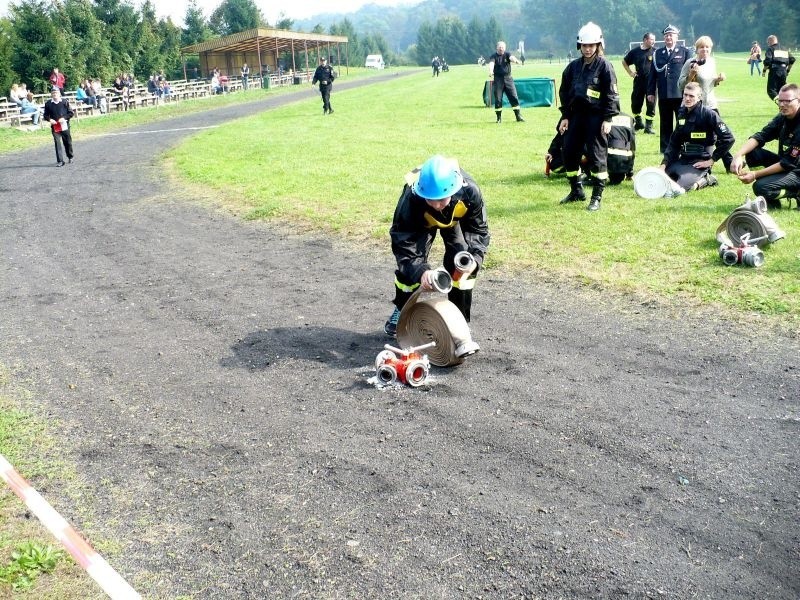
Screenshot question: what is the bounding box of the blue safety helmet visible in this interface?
[412,155,464,200]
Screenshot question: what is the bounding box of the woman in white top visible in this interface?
[678,36,726,111]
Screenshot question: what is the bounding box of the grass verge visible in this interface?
[166,55,799,329]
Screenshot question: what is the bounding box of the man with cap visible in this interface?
[384,155,490,337]
[311,55,336,114]
[648,24,693,152]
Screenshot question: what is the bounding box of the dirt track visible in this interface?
[1,78,798,599]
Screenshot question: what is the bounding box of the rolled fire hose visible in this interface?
[716,196,786,248]
[396,252,480,367]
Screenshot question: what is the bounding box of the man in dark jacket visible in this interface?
[42,88,74,166]
[486,41,524,123]
[311,56,336,114]
[647,24,693,152]
[763,35,795,102]
[622,32,656,133]
[384,155,490,336]
[659,82,735,193]
[730,83,800,209]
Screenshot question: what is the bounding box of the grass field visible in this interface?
[167,55,800,327]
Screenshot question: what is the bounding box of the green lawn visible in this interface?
[168,55,800,326]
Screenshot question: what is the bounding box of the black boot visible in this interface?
[587,179,605,211]
[514,108,525,122]
[634,115,644,130]
[560,176,586,204]
[495,110,502,123]
[643,119,655,134]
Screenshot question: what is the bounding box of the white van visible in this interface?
[365,54,385,69]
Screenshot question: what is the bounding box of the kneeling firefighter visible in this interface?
[384,155,491,337]
[557,22,620,211]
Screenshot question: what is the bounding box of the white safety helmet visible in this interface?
[577,22,604,50]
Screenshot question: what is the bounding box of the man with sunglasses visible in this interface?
[730,83,800,210]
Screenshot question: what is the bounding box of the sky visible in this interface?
[0,0,418,26]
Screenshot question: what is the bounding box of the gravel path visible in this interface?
[1,75,798,599]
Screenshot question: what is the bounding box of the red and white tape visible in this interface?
[0,453,141,599]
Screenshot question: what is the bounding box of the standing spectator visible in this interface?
[749,41,762,76]
[311,56,336,115]
[48,67,66,93]
[659,82,734,193]
[486,41,524,123]
[431,56,441,77]
[622,32,656,134]
[730,83,800,210]
[648,25,693,152]
[557,22,619,212]
[42,88,74,166]
[763,35,795,102]
[19,92,42,126]
[241,62,250,90]
[384,155,490,337]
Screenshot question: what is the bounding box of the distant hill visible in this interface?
[294,0,526,54]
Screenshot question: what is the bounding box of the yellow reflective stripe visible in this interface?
[773,50,789,59]
[610,115,631,127]
[452,277,476,290]
[593,171,609,180]
[395,277,419,293]
[608,148,633,156]
[587,89,600,99]
[690,132,705,139]
[565,170,580,177]
[423,199,467,229]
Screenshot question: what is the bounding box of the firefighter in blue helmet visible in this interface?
[384,155,491,337]
[557,22,620,211]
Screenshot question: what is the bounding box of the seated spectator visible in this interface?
[92,78,108,114]
[147,75,160,97]
[219,74,229,93]
[19,92,41,126]
[659,82,734,193]
[112,75,129,110]
[159,79,172,99]
[9,83,23,106]
[210,72,222,94]
[75,81,98,109]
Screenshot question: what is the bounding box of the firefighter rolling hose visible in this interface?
[384,155,490,363]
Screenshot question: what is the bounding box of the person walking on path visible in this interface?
[311,56,336,115]
[763,35,795,102]
[622,32,656,133]
[648,24,693,153]
[486,41,524,123]
[749,41,762,76]
[384,155,490,337]
[557,22,619,212]
[42,88,74,166]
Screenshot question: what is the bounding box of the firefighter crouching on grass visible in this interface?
[384,155,491,337]
[659,81,734,194]
[557,22,620,211]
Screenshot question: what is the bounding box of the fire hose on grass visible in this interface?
[715,196,785,267]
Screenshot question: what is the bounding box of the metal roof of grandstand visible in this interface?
[180,28,348,55]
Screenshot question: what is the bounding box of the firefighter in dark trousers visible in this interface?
[311,56,335,114]
[558,22,619,212]
[763,35,795,102]
[384,155,490,337]
[659,82,734,193]
[622,32,656,133]
[546,112,635,184]
[486,41,524,123]
[730,83,800,210]
[42,87,74,166]
[647,24,693,153]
